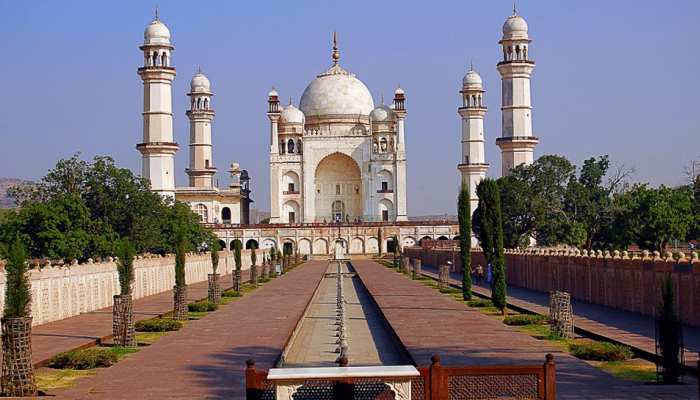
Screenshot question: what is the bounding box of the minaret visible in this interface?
[393,86,408,222]
[136,13,178,198]
[458,67,489,212]
[267,88,281,223]
[185,70,216,188]
[496,7,538,176]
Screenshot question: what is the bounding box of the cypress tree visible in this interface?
[116,238,135,295]
[211,239,220,274]
[458,184,472,300]
[175,235,186,287]
[233,240,242,291]
[3,237,31,318]
[477,179,507,315]
[378,228,382,257]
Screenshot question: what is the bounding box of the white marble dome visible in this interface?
[462,70,483,88]
[280,104,305,124]
[370,105,395,122]
[299,65,374,118]
[190,72,211,93]
[268,88,279,97]
[502,15,529,40]
[144,20,171,46]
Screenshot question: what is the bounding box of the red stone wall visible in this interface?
[404,247,700,327]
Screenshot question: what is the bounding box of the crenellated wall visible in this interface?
[405,247,700,327]
[0,251,253,326]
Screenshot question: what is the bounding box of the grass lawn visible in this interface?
[188,311,209,320]
[589,359,658,382]
[36,368,96,392]
[135,331,168,345]
[108,346,140,359]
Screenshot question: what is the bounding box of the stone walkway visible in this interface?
[421,264,700,371]
[352,260,697,400]
[54,261,327,399]
[32,271,248,367]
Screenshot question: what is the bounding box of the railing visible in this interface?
[245,354,556,399]
[204,220,458,230]
[283,190,300,195]
[376,189,394,194]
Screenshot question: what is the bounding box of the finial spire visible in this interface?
[380,93,384,104]
[513,0,518,15]
[289,97,293,105]
[332,31,340,65]
[197,65,202,74]
[155,6,159,21]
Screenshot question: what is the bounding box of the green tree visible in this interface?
[174,233,186,287]
[377,228,382,256]
[250,242,257,266]
[210,239,220,274]
[233,240,242,291]
[458,185,472,300]
[476,179,507,315]
[116,238,135,295]
[3,238,31,318]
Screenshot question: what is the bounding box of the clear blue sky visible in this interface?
[0,1,698,215]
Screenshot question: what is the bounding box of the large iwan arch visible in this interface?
[314,153,362,222]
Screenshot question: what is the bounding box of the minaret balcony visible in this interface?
[458,162,490,173]
[185,167,217,176]
[136,142,179,155]
[496,136,539,150]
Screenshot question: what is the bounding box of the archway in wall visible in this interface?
[262,239,276,250]
[402,236,416,248]
[283,242,294,255]
[350,237,364,254]
[334,239,346,259]
[366,237,379,254]
[314,153,362,222]
[218,240,226,250]
[378,199,394,222]
[298,238,312,255]
[246,239,259,249]
[221,207,231,224]
[419,236,432,246]
[230,239,242,250]
[282,200,301,224]
[438,236,449,240]
[313,238,329,255]
[386,238,398,254]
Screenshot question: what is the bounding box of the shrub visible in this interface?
[466,299,493,308]
[504,314,547,326]
[569,341,633,361]
[187,300,218,312]
[222,289,241,298]
[48,348,118,370]
[135,318,183,332]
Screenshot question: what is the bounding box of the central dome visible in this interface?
[299,64,374,118]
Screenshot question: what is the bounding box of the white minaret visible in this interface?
[267,88,281,223]
[393,86,408,222]
[185,71,216,188]
[496,8,538,176]
[458,67,489,213]
[137,14,178,198]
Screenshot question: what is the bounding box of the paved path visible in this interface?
[421,264,700,370]
[32,271,249,367]
[283,261,408,367]
[352,260,697,400]
[55,261,327,399]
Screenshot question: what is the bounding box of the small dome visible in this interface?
[502,15,529,40]
[280,104,305,124]
[190,72,211,93]
[268,88,278,97]
[370,105,395,122]
[144,20,171,46]
[394,86,405,95]
[462,70,482,88]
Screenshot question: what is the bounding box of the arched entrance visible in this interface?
[221,207,231,224]
[283,242,294,256]
[314,153,362,222]
[245,239,259,249]
[334,239,346,259]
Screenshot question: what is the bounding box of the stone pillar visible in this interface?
[549,290,574,338]
[412,258,422,279]
[438,264,450,291]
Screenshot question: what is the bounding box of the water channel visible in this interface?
[281,261,410,367]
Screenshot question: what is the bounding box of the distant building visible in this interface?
[267,33,408,224]
[136,15,251,224]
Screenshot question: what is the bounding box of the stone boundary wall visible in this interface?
[405,247,700,327]
[0,251,253,327]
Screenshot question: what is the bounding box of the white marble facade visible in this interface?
[268,35,408,224]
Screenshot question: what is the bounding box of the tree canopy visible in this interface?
[0,154,212,261]
[487,154,697,251]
